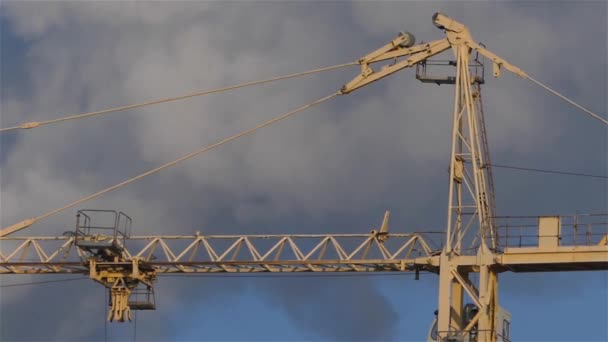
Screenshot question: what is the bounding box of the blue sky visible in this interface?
[0,1,606,341]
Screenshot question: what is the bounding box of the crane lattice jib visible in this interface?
[0,232,439,275]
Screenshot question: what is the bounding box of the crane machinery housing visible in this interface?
[1,12,607,342]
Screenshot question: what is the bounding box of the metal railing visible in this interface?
[74,209,132,251]
[75,209,132,248]
[494,214,608,248]
[128,285,156,310]
[415,52,485,85]
[433,329,510,342]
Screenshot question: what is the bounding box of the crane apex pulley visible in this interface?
[432,12,465,32]
[432,12,446,29]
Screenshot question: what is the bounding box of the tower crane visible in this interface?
[1,13,606,342]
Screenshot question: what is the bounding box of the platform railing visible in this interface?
[494,214,608,248]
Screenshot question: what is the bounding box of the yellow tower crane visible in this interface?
[1,13,606,341]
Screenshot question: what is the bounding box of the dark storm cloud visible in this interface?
[1,1,605,341]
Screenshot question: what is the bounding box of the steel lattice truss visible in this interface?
[0,232,442,274]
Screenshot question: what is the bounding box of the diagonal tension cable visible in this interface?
[0,62,355,132]
[490,163,608,179]
[525,76,608,125]
[0,277,87,288]
[0,92,340,237]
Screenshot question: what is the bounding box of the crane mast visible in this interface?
[1,13,606,341]
[439,15,498,341]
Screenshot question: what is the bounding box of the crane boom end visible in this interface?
[0,218,36,237]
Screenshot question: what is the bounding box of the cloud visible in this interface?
[1,1,606,341]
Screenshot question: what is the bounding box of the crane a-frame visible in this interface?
[1,13,606,342]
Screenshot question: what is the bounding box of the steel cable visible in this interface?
[490,163,608,179]
[526,76,608,125]
[1,92,340,235]
[0,62,354,132]
[0,277,87,288]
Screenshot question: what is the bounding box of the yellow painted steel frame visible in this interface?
[1,215,605,330]
[339,12,606,341]
[0,231,438,275]
[1,13,606,339]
